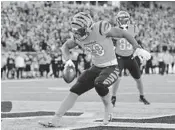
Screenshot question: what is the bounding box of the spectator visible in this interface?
[151,52,159,74]
[51,53,59,78]
[7,52,15,79]
[56,52,64,78]
[44,52,51,78]
[15,52,25,79]
[1,52,7,79]
[25,54,33,78]
[163,50,173,74]
[38,51,46,77]
[31,57,39,78]
[158,50,166,75]
[51,52,63,78]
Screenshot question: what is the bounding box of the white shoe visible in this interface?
[38,116,61,127]
[103,113,112,125]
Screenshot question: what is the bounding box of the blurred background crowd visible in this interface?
[1,1,175,80]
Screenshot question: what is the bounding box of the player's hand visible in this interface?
[133,48,151,61]
[64,59,75,68]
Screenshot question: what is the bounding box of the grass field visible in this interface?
[1,74,175,130]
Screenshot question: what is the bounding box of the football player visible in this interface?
[38,12,151,127]
[111,11,150,107]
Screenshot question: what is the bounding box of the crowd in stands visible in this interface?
[1,48,175,80]
[1,1,175,80]
[1,49,92,79]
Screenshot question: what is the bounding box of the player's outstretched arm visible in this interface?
[99,20,140,50]
[61,39,77,61]
[101,21,151,61]
[106,27,141,50]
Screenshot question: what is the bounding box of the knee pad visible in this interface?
[94,81,109,97]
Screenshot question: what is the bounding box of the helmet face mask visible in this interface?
[118,17,130,26]
[71,27,89,41]
[117,11,130,28]
[71,12,93,41]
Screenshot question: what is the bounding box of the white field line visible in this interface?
[4,85,175,90]
[1,77,175,84]
[107,122,175,129]
[3,91,175,95]
[2,111,175,120]
[1,115,78,120]
[69,122,175,130]
[2,113,94,120]
[166,80,175,83]
[4,117,175,130]
[1,78,65,83]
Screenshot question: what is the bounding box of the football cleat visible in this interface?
[139,96,150,105]
[111,96,116,107]
[103,114,112,125]
[38,116,61,128]
[38,121,56,128]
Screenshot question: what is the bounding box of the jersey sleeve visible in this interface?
[99,20,112,36]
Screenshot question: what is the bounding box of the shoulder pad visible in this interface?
[99,21,111,35]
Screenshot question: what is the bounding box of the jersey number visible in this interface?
[119,38,132,50]
[85,44,104,56]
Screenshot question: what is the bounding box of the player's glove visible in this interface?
[133,48,151,61]
[64,59,75,68]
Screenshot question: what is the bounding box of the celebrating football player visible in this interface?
[111,11,150,107]
[38,12,151,127]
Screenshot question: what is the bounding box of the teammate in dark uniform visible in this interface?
[111,11,150,106]
[25,54,32,78]
[39,12,151,127]
[7,52,15,79]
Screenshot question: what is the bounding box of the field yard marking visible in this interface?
[4,91,175,95]
[106,122,175,129]
[2,109,175,120]
[166,80,175,83]
[79,112,94,118]
[1,115,78,120]
[58,121,175,130]
[97,113,175,120]
[5,86,175,89]
[1,78,65,83]
[4,92,60,94]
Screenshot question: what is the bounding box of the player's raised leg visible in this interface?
[94,65,119,125]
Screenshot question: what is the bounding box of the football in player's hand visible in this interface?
[63,65,76,83]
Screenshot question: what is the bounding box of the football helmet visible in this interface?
[71,12,93,41]
[116,11,130,29]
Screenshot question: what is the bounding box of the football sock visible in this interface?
[140,95,144,99]
[101,92,113,124]
[55,92,78,118]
